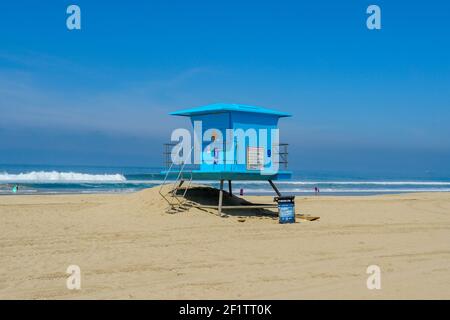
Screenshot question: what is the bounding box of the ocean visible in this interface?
[1,164,450,196]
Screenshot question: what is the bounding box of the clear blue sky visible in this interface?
[0,1,449,174]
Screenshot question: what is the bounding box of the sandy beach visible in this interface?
[1,187,449,299]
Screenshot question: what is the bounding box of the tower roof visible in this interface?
[169,103,292,117]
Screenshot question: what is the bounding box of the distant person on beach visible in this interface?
[12,185,18,193]
[314,187,318,195]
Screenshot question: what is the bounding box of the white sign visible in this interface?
[247,146,265,170]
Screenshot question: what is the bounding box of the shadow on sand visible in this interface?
[175,186,278,219]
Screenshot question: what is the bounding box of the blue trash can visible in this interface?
[275,196,296,224]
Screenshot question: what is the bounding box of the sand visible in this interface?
[1,187,449,299]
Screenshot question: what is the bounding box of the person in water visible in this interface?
[12,185,18,193]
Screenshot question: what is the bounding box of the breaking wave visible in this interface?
[0,171,126,183]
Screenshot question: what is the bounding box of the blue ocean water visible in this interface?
[1,164,450,196]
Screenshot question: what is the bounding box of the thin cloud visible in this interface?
[0,53,214,137]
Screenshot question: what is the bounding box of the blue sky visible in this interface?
[0,1,449,174]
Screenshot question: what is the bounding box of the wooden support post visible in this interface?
[268,180,282,197]
[228,180,232,196]
[218,180,224,215]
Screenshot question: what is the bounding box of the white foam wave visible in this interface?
[0,171,126,183]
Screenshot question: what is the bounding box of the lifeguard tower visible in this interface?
[159,103,292,214]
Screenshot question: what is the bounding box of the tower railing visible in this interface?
[163,142,289,170]
[159,146,195,213]
[163,143,200,171]
[272,143,289,170]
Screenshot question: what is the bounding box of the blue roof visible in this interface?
[169,103,292,117]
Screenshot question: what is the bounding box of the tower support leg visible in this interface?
[268,180,282,197]
[228,180,232,196]
[218,180,224,215]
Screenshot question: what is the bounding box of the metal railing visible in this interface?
[159,146,194,212]
[272,143,289,170]
[163,142,289,170]
[163,143,200,171]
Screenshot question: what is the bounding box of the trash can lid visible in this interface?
[274,196,295,202]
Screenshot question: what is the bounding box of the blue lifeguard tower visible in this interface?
[160,103,292,214]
